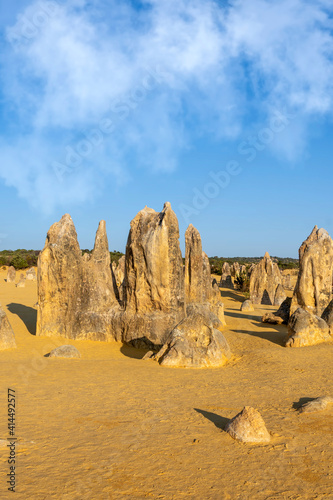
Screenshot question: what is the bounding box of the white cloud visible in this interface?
[0,0,332,211]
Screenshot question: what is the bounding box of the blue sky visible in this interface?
[0,0,333,257]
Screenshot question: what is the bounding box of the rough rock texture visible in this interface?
[274,284,286,306]
[37,215,119,341]
[262,297,291,325]
[6,266,16,283]
[322,300,333,334]
[16,274,26,288]
[299,396,333,413]
[225,406,271,444]
[231,262,240,277]
[48,345,81,358]
[122,203,185,347]
[153,313,231,368]
[184,226,226,328]
[285,307,331,347]
[290,226,333,317]
[219,274,234,289]
[240,265,247,276]
[26,267,37,281]
[0,304,16,350]
[240,300,254,312]
[281,269,298,291]
[249,252,283,305]
[113,255,125,303]
[222,262,231,275]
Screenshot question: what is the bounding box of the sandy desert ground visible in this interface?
[0,268,332,500]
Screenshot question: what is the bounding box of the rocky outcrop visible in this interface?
[6,266,16,283]
[240,300,254,312]
[112,255,125,303]
[153,313,231,368]
[48,345,81,358]
[249,252,284,305]
[298,396,333,413]
[231,262,240,277]
[121,203,185,348]
[290,226,333,317]
[0,304,16,350]
[26,267,37,281]
[225,406,271,443]
[262,297,291,325]
[37,215,119,341]
[285,308,331,347]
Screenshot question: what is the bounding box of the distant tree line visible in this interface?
[209,256,299,275]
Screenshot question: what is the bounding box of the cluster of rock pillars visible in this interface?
[1,203,333,367]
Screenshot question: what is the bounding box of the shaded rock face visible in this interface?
[249,252,283,305]
[225,406,270,444]
[48,345,81,358]
[240,300,254,312]
[153,313,231,368]
[6,266,16,283]
[26,267,37,281]
[285,308,331,347]
[0,304,16,350]
[274,284,286,306]
[322,300,333,335]
[290,226,333,317]
[37,215,119,341]
[122,203,185,347]
[112,255,125,303]
[262,297,291,325]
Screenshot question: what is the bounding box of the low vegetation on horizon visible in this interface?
[0,249,298,271]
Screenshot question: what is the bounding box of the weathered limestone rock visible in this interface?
[37,215,119,341]
[274,283,286,306]
[285,307,331,347]
[0,304,16,350]
[322,300,333,334]
[231,262,240,277]
[122,203,185,347]
[6,266,16,283]
[249,252,283,305]
[240,300,254,312]
[16,274,26,288]
[290,226,333,316]
[240,264,247,276]
[219,274,234,289]
[225,406,271,443]
[113,255,125,302]
[222,262,231,275]
[153,313,231,368]
[262,297,291,325]
[184,225,226,327]
[299,396,333,413]
[48,345,81,358]
[26,267,37,281]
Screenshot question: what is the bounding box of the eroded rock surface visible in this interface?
[299,396,333,413]
[37,215,119,341]
[122,203,185,347]
[0,304,16,350]
[154,313,231,368]
[250,252,283,305]
[285,307,331,347]
[16,274,26,288]
[290,226,333,316]
[240,300,254,312]
[225,406,271,443]
[48,345,81,358]
[262,297,291,325]
[274,284,286,306]
[26,267,37,281]
[6,266,16,283]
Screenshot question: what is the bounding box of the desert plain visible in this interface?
[0,268,332,500]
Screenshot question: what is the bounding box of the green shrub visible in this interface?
[9,256,29,270]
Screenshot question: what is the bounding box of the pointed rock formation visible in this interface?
[122,202,185,347]
[153,313,231,368]
[222,262,231,275]
[225,406,271,443]
[274,284,286,306]
[290,226,333,317]
[0,304,16,350]
[6,266,16,283]
[37,215,119,341]
[249,252,284,305]
[16,274,26,288]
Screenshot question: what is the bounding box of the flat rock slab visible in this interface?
[48,345,81,358]
[225,406,271,444]
[299,396,333,413]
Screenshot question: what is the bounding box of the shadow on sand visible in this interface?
[120,344,150,360]
[194,408,230,430]
[6,303,37,336]
[292,397,316,411]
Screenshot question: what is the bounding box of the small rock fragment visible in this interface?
[225,406,271,443]
[48,345,81,358]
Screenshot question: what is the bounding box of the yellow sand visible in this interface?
[0,268,332,499]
